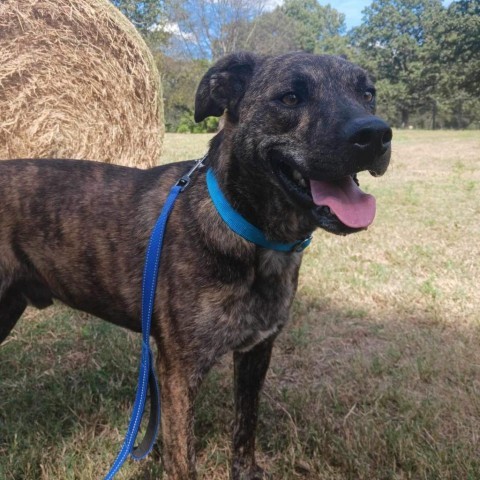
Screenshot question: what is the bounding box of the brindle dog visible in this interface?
[0,52,391,479]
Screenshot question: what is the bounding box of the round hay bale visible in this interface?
[0,0,164,168]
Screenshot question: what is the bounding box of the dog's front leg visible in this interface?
[157,352,198,480]
[232,338,274,480]
[0,290,27,344]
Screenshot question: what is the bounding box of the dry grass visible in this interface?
[0,130,479,479]
[0,0,163,167]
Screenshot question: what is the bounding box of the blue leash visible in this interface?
[104,156,311,478]
[104,157,205,479]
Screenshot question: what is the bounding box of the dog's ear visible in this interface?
[194,52,259,123]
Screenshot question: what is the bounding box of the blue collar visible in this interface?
[206,168,312,253]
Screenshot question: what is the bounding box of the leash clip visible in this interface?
[292,235,313,252]
[176,154,207,192]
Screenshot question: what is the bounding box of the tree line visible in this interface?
[112,0,480,132]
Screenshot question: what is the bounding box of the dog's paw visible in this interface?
[232,460,271,480]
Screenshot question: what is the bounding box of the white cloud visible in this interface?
[163,22,196,42]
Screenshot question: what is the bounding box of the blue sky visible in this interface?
[316,0,372,29]
[280,0,454,30]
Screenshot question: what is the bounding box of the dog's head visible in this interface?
[195,52,392,236]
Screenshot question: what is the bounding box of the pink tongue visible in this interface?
[310,176,376,229]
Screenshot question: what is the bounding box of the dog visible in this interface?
[0,52,391,479]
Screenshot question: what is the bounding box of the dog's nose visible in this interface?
[345,117,392,157]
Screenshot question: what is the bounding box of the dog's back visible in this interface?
[0,159,182,332]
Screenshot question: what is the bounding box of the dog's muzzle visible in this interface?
[269,116,392,235]
[343,116,392,177]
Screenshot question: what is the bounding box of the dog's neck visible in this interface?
[206,130,316,244]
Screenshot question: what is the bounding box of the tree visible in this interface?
[154,53,209,130]
[129,0,478,130]
[229,9,304,56]
[281,0,346,53]
[111,0,169,47]
[434,0,480,97]
[351,0,445,127]
[426,0,480,128]
[165,0,269,59]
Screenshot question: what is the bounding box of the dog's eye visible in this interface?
[363,91,374,102]
[281,93,300,106]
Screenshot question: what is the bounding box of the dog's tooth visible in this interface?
[292,170,307,188]
[292,170,302,181]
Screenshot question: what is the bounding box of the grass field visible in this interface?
[1,130,479,479]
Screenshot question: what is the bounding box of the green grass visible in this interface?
[1,130,480,479]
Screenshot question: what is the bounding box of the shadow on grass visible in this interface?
[1,299,479,479]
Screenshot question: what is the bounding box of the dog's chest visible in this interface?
[189,250,302,359]
[230,250,301,352]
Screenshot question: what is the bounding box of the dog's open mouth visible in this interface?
[272,156,376,235]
